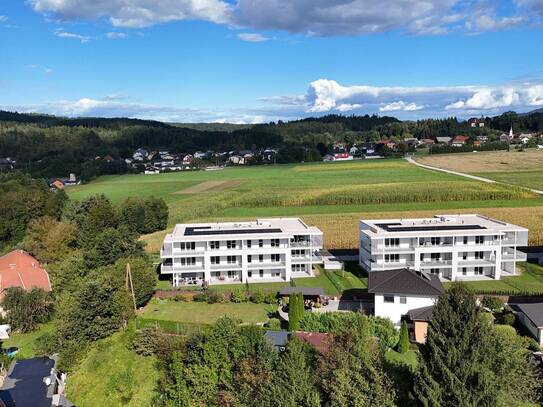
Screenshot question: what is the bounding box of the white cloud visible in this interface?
[54,29,90,43]
[263,78,543,117]
[30,0,231,28]
[236,33,270,42]
[380,101,424,112]
[44,68,54,74]
[106,32,128,39]
[0,15,7,22]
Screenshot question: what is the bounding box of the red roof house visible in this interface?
[0,250,52,300]
[450,135,470,146]
[294,332,332,354]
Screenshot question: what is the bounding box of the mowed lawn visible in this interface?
[141,298,275,324]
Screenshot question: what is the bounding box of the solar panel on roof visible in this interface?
[378,224,486,232]
[185,227,283,236]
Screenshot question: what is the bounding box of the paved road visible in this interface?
[405,156,543,195]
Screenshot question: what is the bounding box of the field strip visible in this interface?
[407,156,543,195]
[174,180,243,194]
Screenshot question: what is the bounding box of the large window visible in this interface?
[247,255,252,263]
[430,237,441,246]
[384,254,399,263]
[475,236,485,244]
[271,254,280,262]
[271,239,280,247]
[180,257,196,266]
[475,251,484,260]
[210,241,220,250]
[475,266,484,275]
[227,240,237,249]
[430,268,439,275]
[227,255,237,264]
[210,256,220,265]
[430,253,441,261]
[179,242,195,251]
[385,238,400,247]
[384,295,394,303]
[246,240,252,248]
[259,254,264,262]
[258,239,264,248]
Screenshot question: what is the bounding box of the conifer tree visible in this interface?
[398,320,409,354]
[288,292,304,331]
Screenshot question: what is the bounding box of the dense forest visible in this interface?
[1,109,543,179]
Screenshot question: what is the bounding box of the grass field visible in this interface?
[141,298,275,324]
[1,322,55,359]
[67,328,159,407]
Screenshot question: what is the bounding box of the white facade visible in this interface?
[360,214,528,281]
[160,218,323,287]
[374,293,437,327]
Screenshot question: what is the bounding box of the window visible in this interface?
[271,239,280,247]
[399,296,407,304]
[227,270,236,278]
[180,242,195,251]
[211,271,220,278]
[384,254,399,263]
[247,240,252,248]
[475,266,483,275]
[462,267,467,275]
[227,240,237,249]
[180,257,196,266]
[271,254,280,262]
[430,268,439,275]
[259,254,264,263]
[431,253,441,261]
[292,264,304,272]
[273,271,281,277]
[247,255,252,263]
[462,253,467,260]
[384,295,394,303]
[475,251,484,260]
[259,269,264,277]
[210,256,220,265]
[385,238,400,247]
[475,236,484,244]
[258,239,263,248]
[248,271,252,277]
[227,255,236,264]
[463,236,468,245]
[292,250,303,257]
[431,237,441,246]
[210,241,220,250]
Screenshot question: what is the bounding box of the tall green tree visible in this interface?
[288,292,304,331]
[414,284,500,407]
[22,216,76,264]
[2,287,53,332]
[398,320,409,354]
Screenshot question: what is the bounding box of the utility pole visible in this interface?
[126,263,137,312]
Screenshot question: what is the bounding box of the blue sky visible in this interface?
[1,0,543,122]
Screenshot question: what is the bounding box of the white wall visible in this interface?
[374,293,437,327]
[518,313,543,346]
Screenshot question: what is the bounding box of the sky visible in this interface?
[1,0,543,123]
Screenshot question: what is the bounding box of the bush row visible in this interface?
[170,289,278,305]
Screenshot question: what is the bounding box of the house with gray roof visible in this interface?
[368,268,444,327]
[509,302,543,346]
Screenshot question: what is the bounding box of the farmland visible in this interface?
[67,159,543,252]
[415,149,543,191]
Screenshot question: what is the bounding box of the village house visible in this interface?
[468,117,485,127]
[368,267,444,329]
[450,135,470,147]
[509,302,543,346]
[0,250,52,304]
[132,148,149,161]
[436,136,452,144]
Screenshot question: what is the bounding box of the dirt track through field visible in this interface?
[175,180,243,194]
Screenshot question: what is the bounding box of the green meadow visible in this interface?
[68,159,542,227]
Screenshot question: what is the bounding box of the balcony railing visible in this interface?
[290,241,311,247]
[210,263,242,269]
[161,265,204,273]
[247,261,286,268]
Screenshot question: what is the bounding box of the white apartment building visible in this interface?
[360,214,528,281]
[160,218,323,287]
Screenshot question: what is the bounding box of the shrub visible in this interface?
[527,338,541,352]
[172,294,190,302]
[193,293,208,302]
[501,312,516,326]
[250,290,264,304]
[368,316,399,350]
[33,332,58,356]
[3,287,53,333]
[207,292,228,304]
[265,318,281,330]
[481,296,504,312]
[264,291,277,304]
[133,326,161,356]
[230,289,247,303]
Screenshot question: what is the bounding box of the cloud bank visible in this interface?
[29,0,541,36]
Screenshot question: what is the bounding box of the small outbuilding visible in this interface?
[509,302,543,346]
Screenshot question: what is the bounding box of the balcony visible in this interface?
[420,260,452,267]
[210,262,242,270]
[457,258,495,267]
[290,241,311,248]
[502,252,527,261]
[161,264,204,273]
[247,261,286,268]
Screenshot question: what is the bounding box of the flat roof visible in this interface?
[165,218,322,241]
[362,214,527,236]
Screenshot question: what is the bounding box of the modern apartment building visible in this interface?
[160,218,323,287]
[359,214,528,281]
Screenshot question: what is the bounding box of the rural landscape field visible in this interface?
[67,152,543,252]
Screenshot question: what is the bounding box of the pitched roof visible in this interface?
[0,250,52,299]
[407,305,435,321]
[264,331,290,348]
[509,302,543,327]
[368,268,444,296]
[294,331,332,354]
